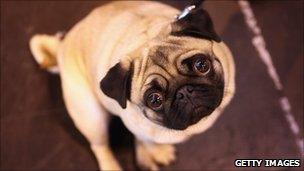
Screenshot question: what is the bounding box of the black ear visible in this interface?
[100,63,132,109]
[171,8,221,42]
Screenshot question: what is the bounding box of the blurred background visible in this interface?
[1,0,303,170]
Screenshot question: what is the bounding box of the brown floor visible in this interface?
[1,1,303,170]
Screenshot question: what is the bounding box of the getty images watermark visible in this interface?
[234,159,301,167]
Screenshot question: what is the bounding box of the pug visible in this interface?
[29,1,235,170]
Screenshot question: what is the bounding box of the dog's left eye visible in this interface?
[147,92,163,110]
[193,58,211,75]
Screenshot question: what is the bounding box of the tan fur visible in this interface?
[29,1,235,170]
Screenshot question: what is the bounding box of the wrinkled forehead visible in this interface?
[147,36,214,63]
[141,37,215,85]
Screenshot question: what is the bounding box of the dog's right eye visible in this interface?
[146,92,163,110]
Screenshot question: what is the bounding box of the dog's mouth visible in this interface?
[163,105,216,130]
[162,84,223,130]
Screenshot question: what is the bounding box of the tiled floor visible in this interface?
[1,1,303,170]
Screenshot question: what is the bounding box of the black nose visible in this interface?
[176,85,194,100]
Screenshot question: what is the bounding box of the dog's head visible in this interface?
[100,7,234,131]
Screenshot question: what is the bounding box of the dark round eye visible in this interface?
[147,92,163,110]
[193,58,211,75]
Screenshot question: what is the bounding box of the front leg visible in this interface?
[60,68,121,171]
[135,139,176,170]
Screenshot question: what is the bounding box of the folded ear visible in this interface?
[100,63,132,109]
[171,8,221,42]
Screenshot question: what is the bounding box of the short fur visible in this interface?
[29,1,235,170]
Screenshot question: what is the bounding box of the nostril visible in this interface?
[187,85,194,93]
[176,92,184,99]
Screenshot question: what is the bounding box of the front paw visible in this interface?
[136,141,176,170]
[100,159,121,171]
[91,144,122,171]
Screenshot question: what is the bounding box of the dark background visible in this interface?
[1,0,303,170]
